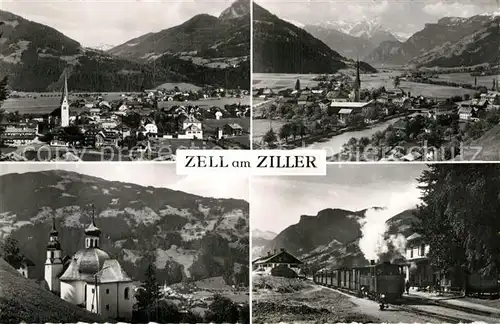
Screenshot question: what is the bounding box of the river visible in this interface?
[252,118,401,156]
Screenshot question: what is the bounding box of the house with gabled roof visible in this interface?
[252,248,302,274]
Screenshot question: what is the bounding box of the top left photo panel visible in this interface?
[0,0,251,162]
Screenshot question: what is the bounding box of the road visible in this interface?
[321,285,499,323]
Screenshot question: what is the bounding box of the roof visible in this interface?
[459,107,473,114]
[254,249,302,265]
[407,233,422,241]
[94,259,132,283]
[225,123,243,130]
[338,109,353,114]
[59,248,111,282]
[330,101,371,108]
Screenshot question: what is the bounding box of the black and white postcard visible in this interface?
[253,0,500,162]
[252,164,500,323]
[0,0,250,161]
[0,163,249,323]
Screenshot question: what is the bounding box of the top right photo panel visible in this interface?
[252,0,500,162]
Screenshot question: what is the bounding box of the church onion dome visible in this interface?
[59,248,110,281]
[47,240,61,250]
[85,222,101,236]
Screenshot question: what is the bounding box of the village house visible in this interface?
[16,257,35,279]
[330,101,375,125]
[223,123,244,137]
[180,115,203,139]
[252,248,303,275]
[95,130,120,148]
[404,233,434,289]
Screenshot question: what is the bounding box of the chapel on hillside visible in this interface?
[44,212,134,320]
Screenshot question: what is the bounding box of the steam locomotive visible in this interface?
[313,261,405,309]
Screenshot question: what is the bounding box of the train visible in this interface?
[313,261,405,307]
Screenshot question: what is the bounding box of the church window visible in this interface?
[106,289,109,294]
[106,304,110,310]
[92,288,95,293]
[50,251,54,259]
[124,287,130,300]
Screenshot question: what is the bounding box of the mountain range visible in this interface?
[0,0,250,92]
[252,207,417,270]
[0,170,249,286]
[365,14,499,67]
[252,3,377,74]
[304,20,400,59]
[281,12,499,69]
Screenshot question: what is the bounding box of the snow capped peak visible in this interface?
[314,18,391,39]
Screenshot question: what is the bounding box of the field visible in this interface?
[253,72,477,98]
[0,258,103,323]
[431,73,500,87]
[155,82,202,91]
[252,276,376,324]
[252,119,287,142]
[1,94,250,114]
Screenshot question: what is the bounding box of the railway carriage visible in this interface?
[314,261,405,303]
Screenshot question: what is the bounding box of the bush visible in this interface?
[271,265,298,278]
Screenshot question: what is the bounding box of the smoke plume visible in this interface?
[357,184,420,263]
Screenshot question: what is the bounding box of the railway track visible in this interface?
[316,283,478,323]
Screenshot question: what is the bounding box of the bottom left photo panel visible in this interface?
[0,163,250,324]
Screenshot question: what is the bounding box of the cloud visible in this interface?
[422,2,487,17]
[251,165,424,233]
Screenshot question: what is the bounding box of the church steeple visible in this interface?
[85,205,101,248]
[353,56,361,102]
[60,72,70,127]
[45,216,63,294]
[47,216,61,251]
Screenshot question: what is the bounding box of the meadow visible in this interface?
[253,72,477,99]
[2,93,250,115]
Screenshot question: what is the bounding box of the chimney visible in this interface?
[370,260,375,265]
[267,251,271,256]
[273,249,277,255]
[280,248,285,252]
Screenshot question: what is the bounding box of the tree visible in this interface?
[262,128,277,145]
[278,123,292,142]
[2,236,23,269]
[135,263,161,320]
[393,76,401,89]
[295,79,301,91]
[205,295,240,323]
[413,165,500,280]
[0,76,8,145]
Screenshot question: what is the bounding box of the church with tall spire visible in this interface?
[44,207,134,320]
[60,72,70,127]
[352,58,361,102]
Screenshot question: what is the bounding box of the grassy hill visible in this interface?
[0,258,104,323]
[109,0,250,63]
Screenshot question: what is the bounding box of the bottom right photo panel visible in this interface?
[251,164,500,324]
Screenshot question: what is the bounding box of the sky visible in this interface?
[251,164,427,233]
[0,163,249,200]
[0,0,237,48]
[256,0,500,39]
